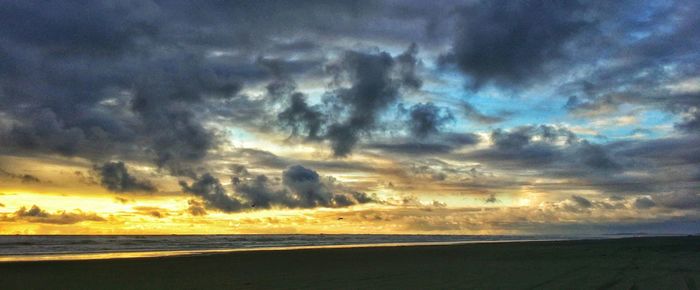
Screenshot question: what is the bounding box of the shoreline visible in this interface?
[0,238,577,263]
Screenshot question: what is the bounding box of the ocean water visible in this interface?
[0,234,586,261]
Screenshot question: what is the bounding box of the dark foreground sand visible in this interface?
[1,236,699,289]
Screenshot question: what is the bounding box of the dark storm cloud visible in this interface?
[182,165,376,213]
[232,174,285,209]
[406,103,454,138]
[324,50,399,156]
[4,109,99,157]
[441,0,599,88]
[234,165,378,209]
[0,1,158,56]
[0,0,442,168]
[318,43,429,156]
[179,173,245,213]
[97,161,157,193]
[0,0,466,166]
[281,165,334,208]
[395,43,422,90]
[131,103,214,174]
[278,92,325,140]
[577,142,621,171]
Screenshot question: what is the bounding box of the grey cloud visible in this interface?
[282,165,334,208]
[453,125,647,195]
[577,142,621,171]
[235,148,376,173]
[485,194,499,203]
[0,168,41,183]
[2,205,106,225]
[235,165,376,209]
[570,195,593,208]
[236,148,291,169]
[97,161,156,193]
[233,174,286,209]
[0,0,452,164]
[676,109,700,133]
[558,1,700,122]
[133,206,167,218]
[278,92,325,140]
[462,102,507,124]
[406,102,454,138]
[448,123,700,204]
[564,95,622,117]
[464,126,570,168]
[441,0,599,88]
[15,205,48,218]
[5,109,93,157]
[463,125,592,170]
[182,165,377,212]
[179,173,245,213]
[395,43,422,89]
[368,142,452,155]
[272,40,319,53]
[367,132,480,156]
[187,199,208,216]
[0,1,158,56]
[230,164,250,177]
[323,44,426,156]
[324,50,399,156]
[654,192,700,210]
[634,197,656,209]
[0,0,437,168]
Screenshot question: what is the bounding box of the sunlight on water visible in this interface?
[0,239,567,262]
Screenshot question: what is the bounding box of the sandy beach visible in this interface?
[0,236,698,289]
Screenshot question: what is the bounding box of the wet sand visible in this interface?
[1,236,698,289]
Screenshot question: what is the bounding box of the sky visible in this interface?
[0,0,699,235]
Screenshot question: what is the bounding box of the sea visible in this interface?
[0,234,610,262]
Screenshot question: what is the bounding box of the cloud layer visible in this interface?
[0,0,699,234]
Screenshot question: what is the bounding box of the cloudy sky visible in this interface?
[1,0,699,235]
